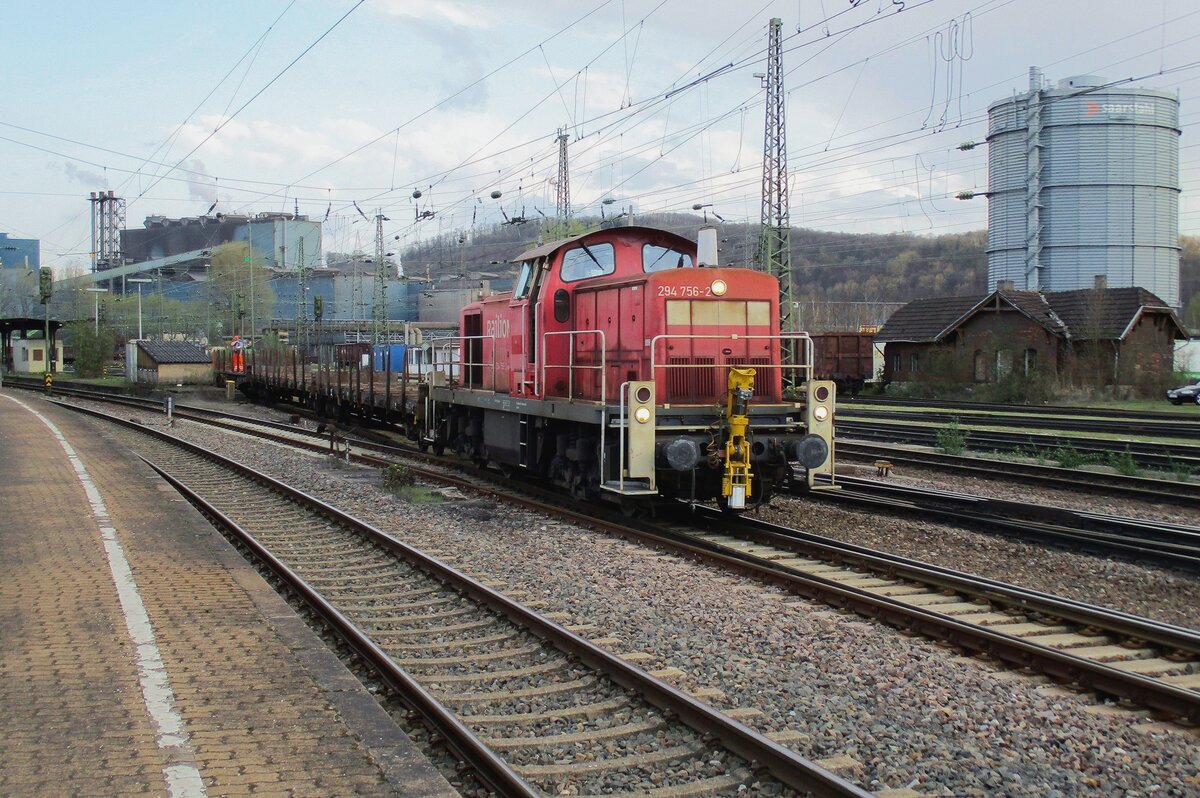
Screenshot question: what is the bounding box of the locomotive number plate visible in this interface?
[656,285,710,298]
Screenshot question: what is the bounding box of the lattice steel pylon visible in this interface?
[294,237,312,354]
[372,210,389,344]
[555,128,571,239]
[90,190,126,273]
[757,17,794,346]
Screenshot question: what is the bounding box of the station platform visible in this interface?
[0,390,458,798]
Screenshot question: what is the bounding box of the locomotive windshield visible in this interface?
[560,242,615,281]
[514,260,534,298]
[642,244,694,272]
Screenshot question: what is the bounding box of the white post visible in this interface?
[137,284,143,340]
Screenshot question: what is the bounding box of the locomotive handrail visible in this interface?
[542,329,608,487]
[649,332,815,396]
[454,334,496,388]
[540,329,607,403]
[434,341,464,381]
[427,335,493,446]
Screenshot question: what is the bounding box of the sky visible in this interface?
[4,0,1199,274]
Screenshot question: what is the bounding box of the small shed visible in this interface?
[134,340,211,385]
[1,317,65,374]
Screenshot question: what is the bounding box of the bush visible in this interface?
[382,464,416,490]
[1106,447,1140,477]
[936,420,967,455]
[66,321,116,378]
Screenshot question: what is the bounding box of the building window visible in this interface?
[1024,348,1037,376]
[973,350,987,382]
[892,354,901,374]
[33,349,43,362]
[996,349,1013,379]
[910,354,919,373]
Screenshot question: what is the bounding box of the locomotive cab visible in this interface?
[429,225,835,510]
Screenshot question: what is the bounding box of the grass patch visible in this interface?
[1052,443,1098,469]
[392,485,445,504]
[382,464,445,503]
[1166,456,1194,482]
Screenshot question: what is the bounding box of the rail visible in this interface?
[57,400,870,798]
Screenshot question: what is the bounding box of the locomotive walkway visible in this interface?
[0,390,456,797]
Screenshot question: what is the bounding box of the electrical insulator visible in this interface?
[313,296,323,322]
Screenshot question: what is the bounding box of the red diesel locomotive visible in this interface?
[415,224,836,511]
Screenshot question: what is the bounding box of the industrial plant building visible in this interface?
[0,232,40,270]
[986,69,1181,307]
[121,213,322,270]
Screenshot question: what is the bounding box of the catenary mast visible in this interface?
[757,18,794,357]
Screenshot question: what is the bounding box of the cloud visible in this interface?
[62,162,107,187]
[184,158,219,204]
[372,0,495,29]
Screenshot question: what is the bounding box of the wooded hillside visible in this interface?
[401,214,1200,328]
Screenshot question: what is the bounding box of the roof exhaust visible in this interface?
[697,226,718,267]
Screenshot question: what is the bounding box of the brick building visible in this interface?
[876,283,1185,388]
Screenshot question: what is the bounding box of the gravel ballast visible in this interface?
[78,398,1200,797]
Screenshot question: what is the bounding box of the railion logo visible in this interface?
[1086,100,1100,116]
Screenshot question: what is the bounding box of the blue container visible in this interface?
[372,343,407,373]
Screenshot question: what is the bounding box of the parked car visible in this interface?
[1165,380,1200,404]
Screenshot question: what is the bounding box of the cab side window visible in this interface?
[560,243,615,282]
[643,244,693,272]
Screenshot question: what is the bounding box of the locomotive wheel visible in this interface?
[432,439,446,456]
[417,438,430,453]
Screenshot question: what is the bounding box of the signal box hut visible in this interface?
[133,340,212,385]
[876,282,1185,390]
[1,318,65,374]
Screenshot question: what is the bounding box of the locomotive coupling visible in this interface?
[721,368,757,510]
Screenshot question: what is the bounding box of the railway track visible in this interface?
[52,396,1200,729]
[89,396,1200,572]
[65,400,866,798]
[808,475,1200,573]
[837,441,1200,505]
[838,419,1200,472]
[19,377,1200,503]
[840,407,1200,440]
[842,394,1197,422]
[640,507,1200,725]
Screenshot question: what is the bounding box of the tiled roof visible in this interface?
[998,290,1067,336]
[874,295,984,342]
[878,286,1183,343]
[1043,287,1182,341]
[137,340,210,364]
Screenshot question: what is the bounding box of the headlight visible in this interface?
[634,407,651,424]
[813,405,829,422]
[711,279,727,296]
